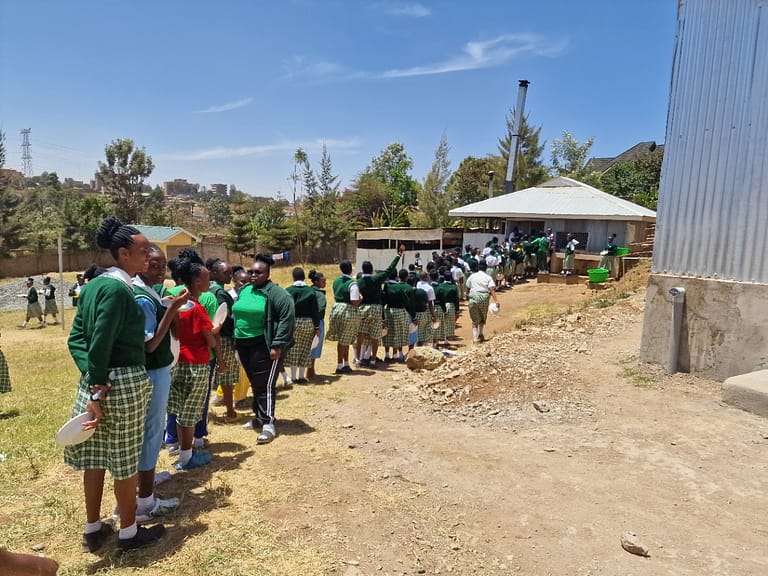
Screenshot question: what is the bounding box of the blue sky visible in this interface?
[0,0,677,198]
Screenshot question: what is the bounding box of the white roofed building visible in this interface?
[448,176,656,254]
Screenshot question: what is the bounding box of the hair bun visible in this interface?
[96,216,123,249]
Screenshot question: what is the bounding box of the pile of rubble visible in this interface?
[377,293,646,429]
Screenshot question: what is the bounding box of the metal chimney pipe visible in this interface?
[504,80,530,195]
[487,171,495,199]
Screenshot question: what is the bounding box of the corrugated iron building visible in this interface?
[642,0,768,380]
[654,0,768,282]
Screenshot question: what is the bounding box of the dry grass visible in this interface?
[0,262,347,575]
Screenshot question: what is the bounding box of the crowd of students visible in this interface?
[3,221,526,560]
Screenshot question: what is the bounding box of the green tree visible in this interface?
[0,130,25,256]
[498,110,548,190]
[362,142,421,219]
[550,130,595,178]
[141,186,170,226]
[253,200,294,253]
[600,148,663,209]
[225,204,256,260]
[97,138,155,223]
[303,144,351,249]
[61,194,112,253]
[447,155,505,207]
[204,194,232,227]
[412,134,453,228]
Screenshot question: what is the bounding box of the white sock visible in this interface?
[298,367,305,379]
[337,363,344,370]
[472,327,479,340]
[343,360,349,367]
[179,448,193,465]
[119,523,138,540]
[137,495,154,511]
[85,520,102,534]
[290,367,297,380]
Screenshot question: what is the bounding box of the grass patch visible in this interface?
[620,367,656,388]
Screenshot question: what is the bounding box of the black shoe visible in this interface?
[82,521,114,553]
[118,524,166,551]
[295,378,309,384]
[341,365,353,374]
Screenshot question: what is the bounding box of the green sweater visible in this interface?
[383,281,415,317]
[68,275,145,384]
[233,281,296,350]
[210,282,235,339]
[286,284,321,329]
[312,286,327,317]
[356,255,402,305]
[332,275,356,303]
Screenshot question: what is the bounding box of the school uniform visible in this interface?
[64,268,152,481]
[326,275,361,346]
[285,282,321,369]
[438,281,460,338]
[310,286,327,361]
[133,277,175,473]
[466,271,496,326]
[210,281,238,388]
[382,280,413,349]
[356,255,402,343]
[43,284,58,316]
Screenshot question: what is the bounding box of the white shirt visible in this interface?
[416,280,435,302]
[466,271,496,294]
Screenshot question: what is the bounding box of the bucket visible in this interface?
[587,268,609,283]
[616,247,630,256]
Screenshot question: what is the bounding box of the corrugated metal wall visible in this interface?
[654,0,768,282]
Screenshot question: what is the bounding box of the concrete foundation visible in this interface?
[722,370,768,418]
[640,274,768,381]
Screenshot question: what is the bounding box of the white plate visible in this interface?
[600,250,609,256]
[431,320,441,330]
[213,302,228,328]
[170,334,180,367]
[160,296,174,308]
[489,302,500,315]
[310,334,320,350]
[409,323,418,334]
[178,301,195,312]
[55,412,96,447]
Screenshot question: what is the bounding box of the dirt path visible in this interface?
[252,277,768,575]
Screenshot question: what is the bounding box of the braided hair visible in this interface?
[96,216,140,259]
[176,256,206,286]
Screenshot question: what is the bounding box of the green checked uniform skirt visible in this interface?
[444,302,457,337]
[468,292,491,325]
[285,316,314,368]
[415,310,432,343]
[27,302,42,318]
[64,366,151,480]
[358,303,384,341]
[215,336,239,387]
[44,299,58,316]
[432,307,446,341]
[327,302,361,346]
[383,307,409,348]
[169,363,210,427]
[0,349,10,393]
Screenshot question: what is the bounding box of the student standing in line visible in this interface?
[307,269,327,380]
[208,259,239,420]
[131,244,189,521]
[64,216,165,552]
[167,256,224,470]
[0,328,10,394]
[465,259,500,344]
[233,254,295,444]
[285,267,321,384]
[326,260,362,374]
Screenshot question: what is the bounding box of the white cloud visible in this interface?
[376,34,567,78]
[384,3,431,18]
[162,137,362,161]
[282,56,346,81]
[193,97,254,114]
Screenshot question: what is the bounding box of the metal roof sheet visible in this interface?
[448,176,657,221]
[132,225,199,242]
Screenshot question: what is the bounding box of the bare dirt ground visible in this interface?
[251,270,768,576]
[5,268,768,575]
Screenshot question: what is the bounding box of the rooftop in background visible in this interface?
[132,225,200,243]
[448,176,656,222]
[587,141,664,174]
